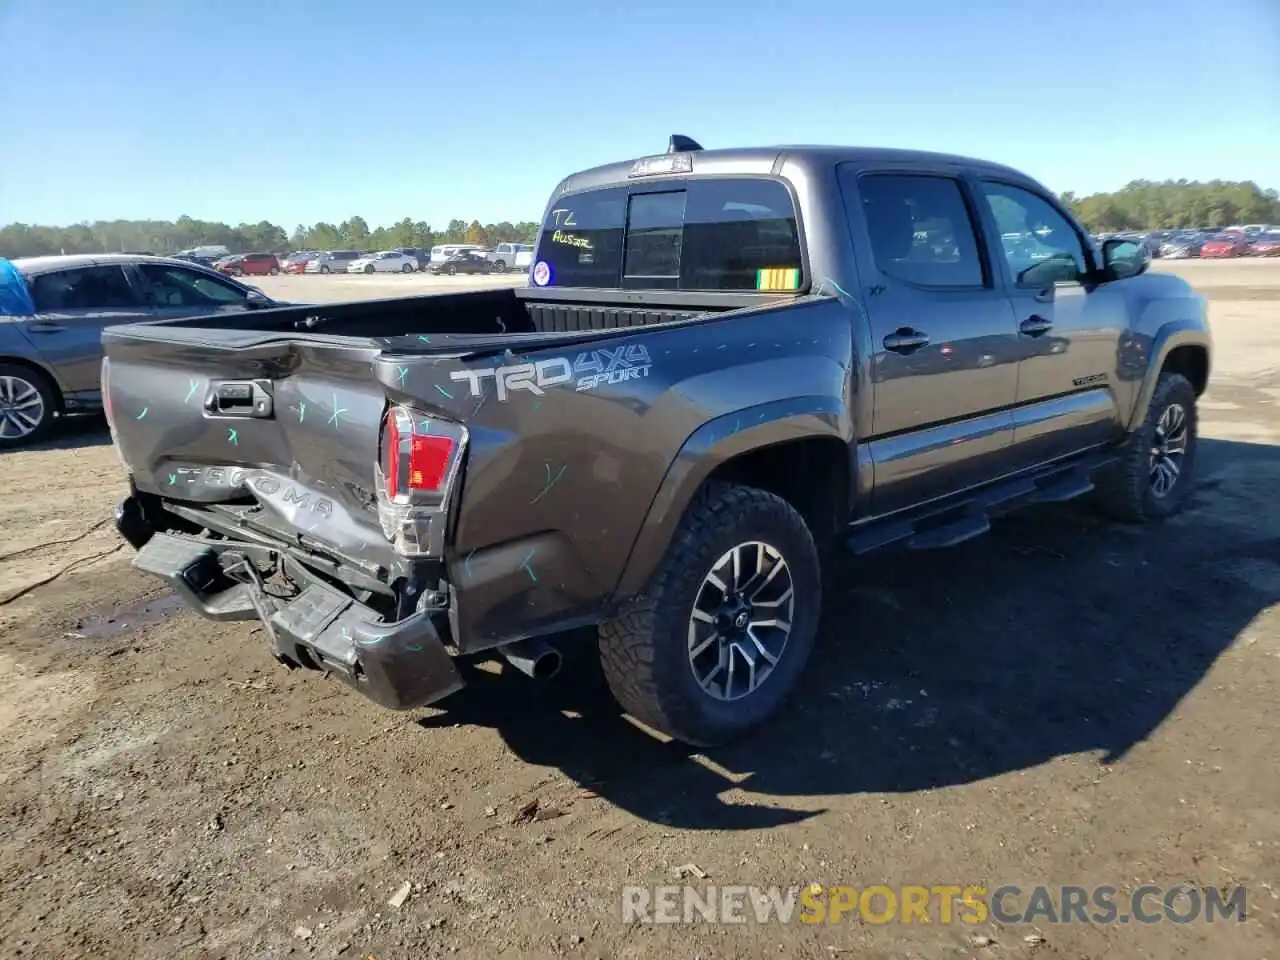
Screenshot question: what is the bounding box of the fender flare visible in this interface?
[1124,319,1211,432]
[612,394,848,600]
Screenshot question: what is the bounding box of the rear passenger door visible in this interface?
[837,166,1022,515]
[23,264,152,394]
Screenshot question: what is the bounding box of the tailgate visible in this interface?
[103,328,403,562]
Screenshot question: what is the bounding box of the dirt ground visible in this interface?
[1,261,1278,960]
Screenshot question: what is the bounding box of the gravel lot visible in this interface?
[1,260,1277,959]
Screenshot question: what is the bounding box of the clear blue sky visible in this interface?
[1,0,1276,230]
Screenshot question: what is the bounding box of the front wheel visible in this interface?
[1093,371,1198,521]
[364,264,376,274]
[493,260,507,273]
[401,263,414,273]
[598,482,821,747]
[0,364,57,448]
[269,266,279,275]
[447,265,457,275]
[320,265,330,274]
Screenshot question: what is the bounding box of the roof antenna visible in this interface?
[668,134,703,153]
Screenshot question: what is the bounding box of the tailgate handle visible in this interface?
[205,380,274,418]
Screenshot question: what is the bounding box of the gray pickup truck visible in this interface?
[102,136,1211,747]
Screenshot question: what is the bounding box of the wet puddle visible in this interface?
[68,592,185,639]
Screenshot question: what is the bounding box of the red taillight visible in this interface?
[382,408,456,500]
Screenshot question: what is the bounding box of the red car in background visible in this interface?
[1248,231,1280,258]
[280,251,318,274]
[1199,232,1251,258]
[215,253,281,276]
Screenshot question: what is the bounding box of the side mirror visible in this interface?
[244,288,273,309]
[1101,238,1150,281]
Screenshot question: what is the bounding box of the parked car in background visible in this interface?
[215,253,280,277]
[1159,233,1206,259]
[178,245,230,262]
[347,251,419,274]
[1249,230,1280,257]
[305,250,364,274]
[514,246,535,271]
[429,244,485,264]
[0,254,278,447]
[280,251,318,274]
[395,248,429,271]
[486,242,534,273]
[427,251,491,275]
[1200,232,1252,258]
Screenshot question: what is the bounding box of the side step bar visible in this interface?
[846,452,1118,555]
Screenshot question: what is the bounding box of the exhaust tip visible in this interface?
[531,648,562,681]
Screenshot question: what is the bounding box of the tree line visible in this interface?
[0,215,541,260]
[1,179,1276,260]
[1060,179,1279,233]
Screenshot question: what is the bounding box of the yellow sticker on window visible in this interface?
[756,267,800,291]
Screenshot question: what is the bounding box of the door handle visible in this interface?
[1020,315,1053,336]
[26,321,65,334]
[882,328,930,353]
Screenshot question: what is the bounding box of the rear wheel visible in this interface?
[364,264,376,274]
[320,265,330,274]
[269,266,280,275]
[493,260,507,273]
[447,265,457,276]
[1093,371,1198,521]
[401,263,414,273]
[598,482,821,746]
[0,363,58,448]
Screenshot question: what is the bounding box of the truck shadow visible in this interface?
[418,437,1280,831]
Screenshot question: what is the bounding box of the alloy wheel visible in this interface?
[1150,402,1189,498]
[687,541,795,701]
[0,375,46,441]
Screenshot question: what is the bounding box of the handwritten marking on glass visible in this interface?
[548,208,577,227]
[551,230,592,250]
[529,463,567,504]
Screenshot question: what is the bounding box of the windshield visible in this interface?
[532,177,804,291]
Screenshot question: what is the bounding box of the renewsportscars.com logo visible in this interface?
[449,345,653,401]
[621,883,1249,926]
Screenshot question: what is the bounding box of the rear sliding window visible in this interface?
[535,178,803,292]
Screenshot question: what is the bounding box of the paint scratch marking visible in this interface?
[227,428,238,446]
[327,393,348,426]
[397,366,409,387]
[298,401,306,423]
[464,549,476,579]
[184,379,200,403]
[520,549,538,583]
[434,384,453,399]
[135,407,148,420]
[167,473,177,486]
[529,463,567,504]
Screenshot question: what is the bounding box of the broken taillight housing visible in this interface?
[375,405,467,556]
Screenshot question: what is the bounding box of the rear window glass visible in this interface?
[534,178,803,292]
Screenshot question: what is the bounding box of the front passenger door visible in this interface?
[134,263,256,320]
[839,167,1022,515]
[974,180,1128,467]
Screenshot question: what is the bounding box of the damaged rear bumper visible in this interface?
[116,501,463,711]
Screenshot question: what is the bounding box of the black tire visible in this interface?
[493,260,507,273]
[0,362,58,449]
[598,482,822,747]
[401,263,413,273]
[320,265,330,274]
[268,266,279,275]
[364,264,375,274]
[448,265,457,275]
[1093,371,1198,522]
